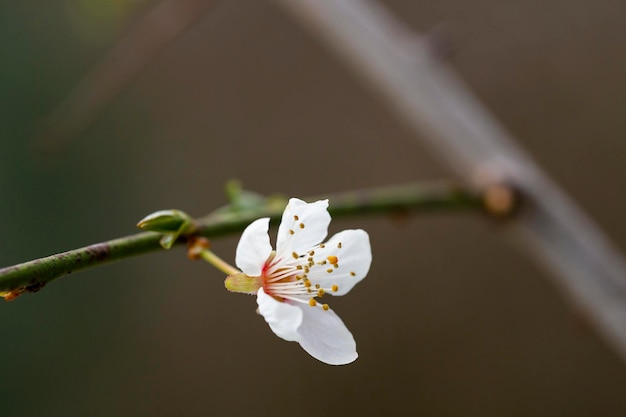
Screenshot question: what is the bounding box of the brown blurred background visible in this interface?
[1,0,626,416]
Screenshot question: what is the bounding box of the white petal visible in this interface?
[256,288,303,342]
[276,198,331,255]
[296,305,358,365]
[308,229,372,295]
[235,218,273,277]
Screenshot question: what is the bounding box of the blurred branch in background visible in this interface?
[33,0,218,152]
[270,0,626,363]
[0,181,484,300]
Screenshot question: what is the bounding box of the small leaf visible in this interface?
[159,233,177,250]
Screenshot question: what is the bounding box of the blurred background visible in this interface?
[1,0,626,415]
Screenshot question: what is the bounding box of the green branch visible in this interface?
[0,181,485,300]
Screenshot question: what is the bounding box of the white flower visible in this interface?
[226,198,372,365]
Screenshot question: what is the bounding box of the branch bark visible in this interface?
[0,181,482,299]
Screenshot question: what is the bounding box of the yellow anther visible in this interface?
[296,265,303,270]
[337,242,342,249]
[319,244,325,248]
[317,289,325,297]
[350,271,356,276]
[334,263,339,269]
[315,284,320,289]
[294,215,299,221]
[289,229,294,235]
[309,298,317,307]
[326,268,333,273]
[303,279,312,288]
[327,255,338,265]
[331,285,339,292]
[309,250,315,256]
[304,266,310,273]
[299,223,305,229]
[292,252,299,259]
[295,275,303,280]
[322,304,330,311]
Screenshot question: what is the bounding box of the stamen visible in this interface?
[332,285,339,292]
[309,250,315,256]
[309,298,317,307]
[292,252,298,259]
[294,215,299,221]
[266,282,306,288]
[303,279,312,288]
[327,268,333,273]
[265,269,296,282]
[327,255,338,265]
[289,229,294,235]
[350,271,356,276]
[322,304,329,311]
[334,263,339,269]
[337,242,342,249]
[280,294,318,306]
[299,223,305,229]
[315,284,320,289]
[319,244,325,248]
[317,289,325,297]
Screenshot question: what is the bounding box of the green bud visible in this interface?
[224,272,263,295]
[137,209,193,233]
[137,209,196,249]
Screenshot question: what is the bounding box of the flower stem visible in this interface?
[199,250,240,276]
[0,181,484,299]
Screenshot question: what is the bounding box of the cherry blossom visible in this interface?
[225,198,372,365]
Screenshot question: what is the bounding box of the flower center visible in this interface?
[262,246,343,311]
